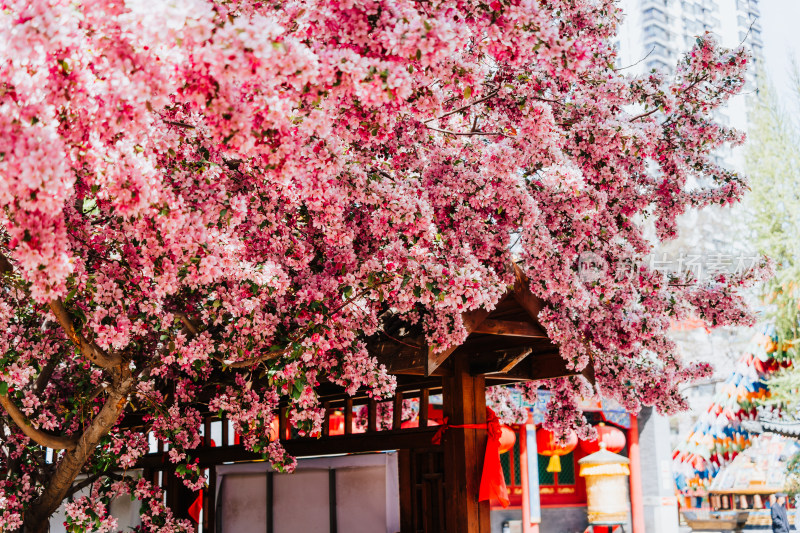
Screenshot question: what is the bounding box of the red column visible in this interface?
[628,416,645,533]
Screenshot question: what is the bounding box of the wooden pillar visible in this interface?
[628,415,645,533]
[442,352,490,533]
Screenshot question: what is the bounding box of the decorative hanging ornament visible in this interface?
[536,428,578,473]
[498,426,516,454]
[579,423,626,454]
[329,410,345,436]
[268,418,280,442]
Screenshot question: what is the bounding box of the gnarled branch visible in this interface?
[0,251,122,370]
[25,374,135,532]
[0,394,78,450]
[425,125,508,137]
[212,348,287,368]
[424,89,499,123]
[48,300,123,370]
[33,355,61,396]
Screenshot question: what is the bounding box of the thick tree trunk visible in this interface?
[23,375,134,533]
[23,521,48,533]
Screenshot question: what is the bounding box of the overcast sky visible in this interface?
[761,1,800,104]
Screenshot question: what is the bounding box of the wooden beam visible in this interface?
[373,343,453,376]
[426,307,492,376]
[512,263,544,324]
[470,347,532,376]
[367,399,377,433]
[427,345,458,376]
[481,351,586,382]
[581,359,596,386]
[393,391,404,430]
[419,389,429,428]
[462,306,492,332]
[471,319,546,338]
[135,427,442,468]
[344,398,353,436]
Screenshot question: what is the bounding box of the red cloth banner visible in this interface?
[188,439,216,523]
[432,407,510,507]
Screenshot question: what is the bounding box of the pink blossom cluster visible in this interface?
[125,478,194,533]
[486,386,529,425]
[108,431,149,470]
[0,0,763,528]
[353,398,418,431]
[64,496,117,533]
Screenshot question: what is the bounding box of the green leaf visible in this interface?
[463,86,472,99]
[291,382,303,399]
[0,382,7,396]
[65,287,79,303]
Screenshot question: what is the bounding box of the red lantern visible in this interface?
[498,426,516,454]
[268,418,280,442]
[536,428,578,473]
[329,410,344,436]
[579,423,626,454]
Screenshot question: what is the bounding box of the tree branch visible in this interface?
[34,355,60,396]
[425,125,508,137]
[630,108,659,122]
[86,383,110,403]
[176,312,200,335]
[212,348,287,368]
[0,252,12,276]
[0,251,122,370]
[163,119,196,129]
[25,374,135,532]
[424,89,499,124]
[0,393,78,450]
[48,300,123,370]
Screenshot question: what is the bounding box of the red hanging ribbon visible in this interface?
[188,439,216,524]
[431,407,510,508]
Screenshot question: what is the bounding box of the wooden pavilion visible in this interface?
[134,264,591,533]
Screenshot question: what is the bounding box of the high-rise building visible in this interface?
[617,0,764,132]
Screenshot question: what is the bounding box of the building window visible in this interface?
[643,7,668,24]
[645,25,670,41]
[649,43,671,58]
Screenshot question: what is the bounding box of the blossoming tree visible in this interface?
[0,0,763,530]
